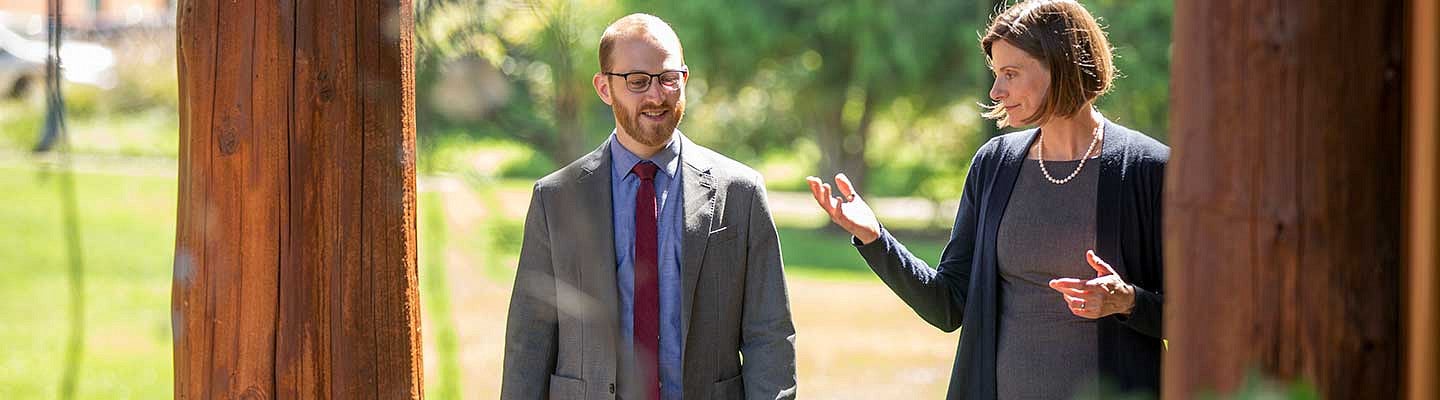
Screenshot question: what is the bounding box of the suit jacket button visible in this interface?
[609,383,615,394]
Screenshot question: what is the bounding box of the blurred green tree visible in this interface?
[623,0,996,191]
[1088,0,1173,142]
[415,0,619,166]
[411,0,1171,203]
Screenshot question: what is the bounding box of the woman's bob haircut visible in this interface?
[981,0,1116,127]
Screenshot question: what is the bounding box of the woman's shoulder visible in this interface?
[969,122,1170,166]
[1108,122,1170,166]
[994,129,1039,147]
[975,128,1039,160]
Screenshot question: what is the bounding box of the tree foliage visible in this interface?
[413,0,1172,199]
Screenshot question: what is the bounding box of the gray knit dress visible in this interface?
[994,158,1101,400]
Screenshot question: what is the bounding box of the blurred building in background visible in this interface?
[0,0,174,100]
[0,0,173,31]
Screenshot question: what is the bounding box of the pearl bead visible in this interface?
[1038,122,1103,185]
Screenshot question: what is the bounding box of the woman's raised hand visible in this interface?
[805,173,882,244]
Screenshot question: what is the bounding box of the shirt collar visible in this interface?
[609,130,682,181]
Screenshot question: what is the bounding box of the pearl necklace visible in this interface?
[1037,122,1102,185]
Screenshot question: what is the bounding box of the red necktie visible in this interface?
[631,161,661,400]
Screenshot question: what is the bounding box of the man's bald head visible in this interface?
[598,13,684,72]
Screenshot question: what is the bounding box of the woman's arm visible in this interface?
[1114,153,1167,338]
[806,142,993,332]
[852,194,977,332]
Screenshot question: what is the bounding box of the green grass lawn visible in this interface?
[418,192,464,399]
[0,163,177,399]
[0,98,179,159]
[779,227,947,281]
[0,164,474,400]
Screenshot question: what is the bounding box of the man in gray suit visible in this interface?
[500,13,797,400]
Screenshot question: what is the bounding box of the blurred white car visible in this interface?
[0,42,40,99]
[0,21,117,99]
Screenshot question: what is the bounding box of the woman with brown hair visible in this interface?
[807,1,1167,398]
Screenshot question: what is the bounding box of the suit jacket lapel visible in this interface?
[678,135,716,351]
[575,138,621,378]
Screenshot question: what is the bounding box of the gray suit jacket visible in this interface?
[501,134,797,400]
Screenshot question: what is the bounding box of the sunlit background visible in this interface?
[0,0,1170,398]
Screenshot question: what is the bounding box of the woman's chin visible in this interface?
[1008,113,1039,129]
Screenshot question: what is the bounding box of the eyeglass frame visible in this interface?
[602,68,690,93]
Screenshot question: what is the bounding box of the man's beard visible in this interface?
[615,96,685,147]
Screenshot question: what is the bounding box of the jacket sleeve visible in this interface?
[739,175,799,399]
[500,184,559,399]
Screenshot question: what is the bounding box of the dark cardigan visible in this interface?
[854,120,1168,399]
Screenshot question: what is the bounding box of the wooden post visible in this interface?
[171,0,422,398]
[1407,0,1439,398]
[1165,0,1405,398]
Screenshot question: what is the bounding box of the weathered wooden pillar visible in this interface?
[1165,0,1405,398]
[1407,0,1439,398]
[1169,0,1405,397]
[172,0,422,398]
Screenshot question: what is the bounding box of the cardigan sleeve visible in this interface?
[850,138,1000,333]
[1116,286,1162,338]
[1113,147,1168,339]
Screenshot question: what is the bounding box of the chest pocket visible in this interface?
[708,226,739,245]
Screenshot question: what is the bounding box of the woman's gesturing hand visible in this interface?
[805,173,882,244]
[1048,250,1136,319]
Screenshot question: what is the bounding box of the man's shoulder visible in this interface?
[686,141,764,190]
[533,141,610,189]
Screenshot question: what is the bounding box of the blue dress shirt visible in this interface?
[610,132,685,400]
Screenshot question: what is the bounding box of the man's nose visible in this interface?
[635,89,668,108]
[641,82,666,103]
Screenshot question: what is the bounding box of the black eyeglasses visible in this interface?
[603,69,688,93]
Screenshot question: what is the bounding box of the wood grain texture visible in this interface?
[359,0,425,397]
[174,0,421,398]
[173,0,218,397]
[1165,0,1405,398]
[1406,0,1439,398]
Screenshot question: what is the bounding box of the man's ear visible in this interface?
[593,72,614,106]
